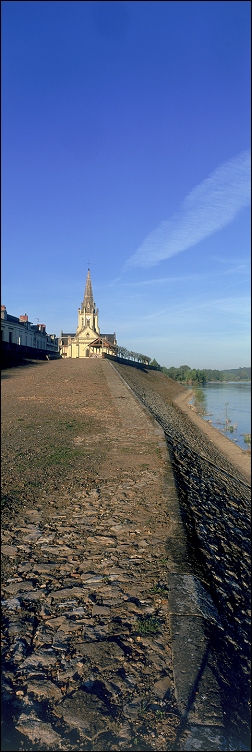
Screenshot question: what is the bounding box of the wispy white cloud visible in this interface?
[122,293,251,326]
[209,254,250,266]
[116,263,248,288]
[126,150,251,268]
[202,295,251,316]
[122,273,205,287]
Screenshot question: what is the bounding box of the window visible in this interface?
[9,331,12,344]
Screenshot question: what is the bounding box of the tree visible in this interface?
[193,387,207,415]
[198,370,206,385]
[150,358,161,370]
[117,345,151,365]
[179,365,191,381]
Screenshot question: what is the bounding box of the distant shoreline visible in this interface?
[184,380,251,386]
[206,380,251,384]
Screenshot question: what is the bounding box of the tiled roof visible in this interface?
[6,314,20,323]
[100,333,116,343]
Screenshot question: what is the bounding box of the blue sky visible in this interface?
[2,0,250,368]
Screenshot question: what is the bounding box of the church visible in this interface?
[59,269,117,359]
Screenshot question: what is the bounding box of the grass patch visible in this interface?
[243,433,251,446]
[149,583,168,594]
[37,446,84,467]
[58,420,77,430]
[136,616,161,635]
[2,407,105,514]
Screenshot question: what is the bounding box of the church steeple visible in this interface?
[77,268,100,334]
[83,268,94,311]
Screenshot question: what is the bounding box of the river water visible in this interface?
[191,382,251,450]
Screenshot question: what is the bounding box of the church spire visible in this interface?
[83,268,94,309]
[78,268,100,334]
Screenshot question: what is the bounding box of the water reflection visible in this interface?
[192,382,251,449]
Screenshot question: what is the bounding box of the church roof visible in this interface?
[100,333,117,344]
[90,337,117,351]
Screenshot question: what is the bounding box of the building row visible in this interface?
[1,269,115,361]
[1,306,59,354]
[1,269,150,364]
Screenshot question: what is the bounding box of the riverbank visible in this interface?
[112,362,251,748]
[173,389,251,484]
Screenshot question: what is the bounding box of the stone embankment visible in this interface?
[112,362,251,747]
[1,359,251,751]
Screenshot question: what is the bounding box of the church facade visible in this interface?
[59,269,117,359]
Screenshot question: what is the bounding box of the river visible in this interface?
[190,381,251,450]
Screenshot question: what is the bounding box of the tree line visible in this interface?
[148,361,251,385]
[117,346,151,365]
[115,349,250,383]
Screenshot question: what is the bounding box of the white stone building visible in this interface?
[1,306,59,354]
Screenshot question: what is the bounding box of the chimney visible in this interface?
[19,314,28,322]
[1,305,7,320]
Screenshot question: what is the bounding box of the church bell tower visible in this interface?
[77,269,100,334]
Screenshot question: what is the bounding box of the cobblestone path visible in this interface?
[2,360,183,751]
